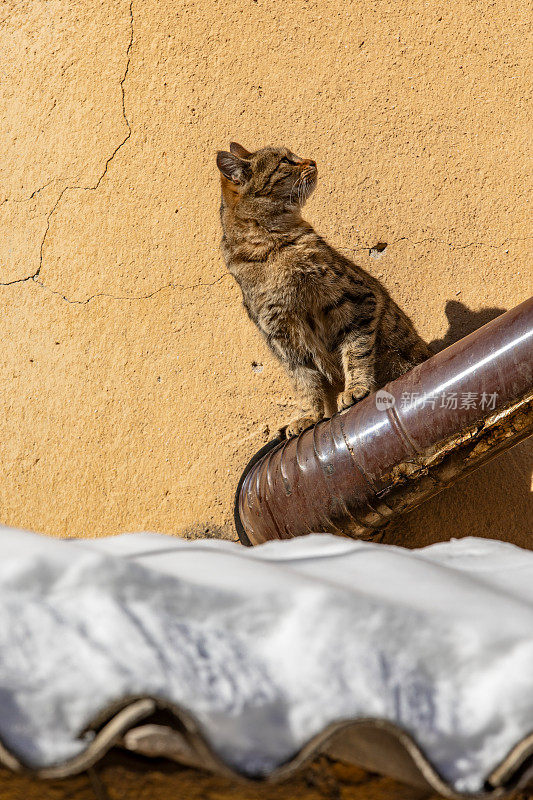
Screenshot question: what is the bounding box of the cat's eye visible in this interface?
[280,157,292,164]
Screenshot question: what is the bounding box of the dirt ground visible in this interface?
[0,756,458,800]
[0,0,530,545]
[4,754,533,800]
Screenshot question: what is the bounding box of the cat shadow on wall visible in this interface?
[428,299,506,352]
[383,298,533,551]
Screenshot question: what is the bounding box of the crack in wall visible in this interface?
[2,233,530,305]
[0,0,134,284]
[32,273,230,305]
[1,4,531,307]
[345,234,533,256]
[1,0,530,309]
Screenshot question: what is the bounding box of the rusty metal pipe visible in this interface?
[235,297,533,545]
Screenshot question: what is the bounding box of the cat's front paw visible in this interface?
[285,414,321,438]
[340,386,370,410]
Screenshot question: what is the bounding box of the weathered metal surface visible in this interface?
[236,297,533,545]
[1,696,532,799]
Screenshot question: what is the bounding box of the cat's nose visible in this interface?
[302,159,317,171]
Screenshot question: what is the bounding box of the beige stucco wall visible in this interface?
[0,0,531,544]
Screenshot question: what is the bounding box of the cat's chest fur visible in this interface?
[226,252,324,336]
[223,241,341,380]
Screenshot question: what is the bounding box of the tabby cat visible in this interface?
[217,142,432,437]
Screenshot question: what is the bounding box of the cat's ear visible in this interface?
[216,151,249,185]
[229,142,252,159]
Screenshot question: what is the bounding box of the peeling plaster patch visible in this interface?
[369,242,388,258]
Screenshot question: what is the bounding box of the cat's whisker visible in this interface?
[299,176,309,204]
[289,177,301,206]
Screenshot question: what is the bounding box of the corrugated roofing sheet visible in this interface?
[1,528,532,798]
